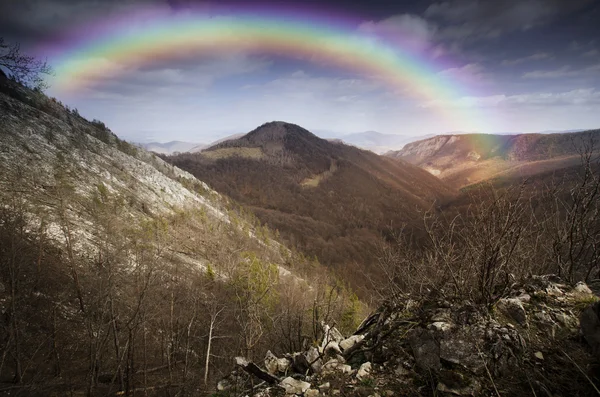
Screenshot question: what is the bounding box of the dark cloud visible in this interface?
[425,0,595,41]
[0,0,162,44]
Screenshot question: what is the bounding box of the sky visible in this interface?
[0,0,599,143]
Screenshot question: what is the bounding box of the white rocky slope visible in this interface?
[0,78,361,395]
[0,78,291,275]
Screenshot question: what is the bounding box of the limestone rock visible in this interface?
[305,389,320,397]
[280,377,311,395]
[356,361,372,380]
[264,350,279,375]
[395,365,410,377]
[431,308,452,323]
[546,284,564,297]
[340,334,364,351]
[321,322,344,344]
[318,382,330,391]
[322,359,352,375]
[516,293,531,303]
[277,357,291,374]
[439,331,485,374]
[496,298,528,326]
[573,282,593,296]
[322,341,342,356]
[305,346,322,373]
[429,321,453,333]
[554,311,578,328]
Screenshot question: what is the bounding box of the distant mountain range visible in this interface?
[139,128,592,157]
[188,133,245,153]
[138,133,247,154]
[137,140,200,154]
[329,131,434,154]
[139,130,431,155]
[387,130,600,189]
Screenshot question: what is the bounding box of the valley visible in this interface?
[167,121,455,295]
[0,76,364,394]
[1,42,600,397]
[388,131,600,189]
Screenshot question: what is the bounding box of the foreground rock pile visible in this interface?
[218,276,600,396]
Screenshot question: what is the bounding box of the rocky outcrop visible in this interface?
[218,275,600,396]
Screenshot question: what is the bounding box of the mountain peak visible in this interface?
[244,121,318,143]
[205,121,327,159]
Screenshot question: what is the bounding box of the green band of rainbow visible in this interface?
[46,10,486,132]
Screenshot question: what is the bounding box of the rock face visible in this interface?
[496,297,528,326]
[218,276,599,397]
[408,329,440,372]
[580,301,600,360]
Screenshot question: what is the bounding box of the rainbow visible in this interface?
[41,7,487,132]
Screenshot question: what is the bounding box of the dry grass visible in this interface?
[300,161,338,188]
[202,147,265,160]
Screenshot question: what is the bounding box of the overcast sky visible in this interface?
[1,0,599,143]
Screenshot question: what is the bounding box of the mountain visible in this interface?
[139,130,431,156]
[0,78,360,393]
[168,121,455,293]
[138,140,201,154]
[337,131,434,154]
[536,129,588,134]
[387,131,600,189]
[188,133,246,153]
[314,130,433,154]
[138,133,247,155]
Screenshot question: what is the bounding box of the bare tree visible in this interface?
[0,37,53,90]
[377,182,536,305]
[545,132,600,282]
[204,300,226,386]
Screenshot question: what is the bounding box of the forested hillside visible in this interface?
[0,77,362,395]
[168,122,455,295]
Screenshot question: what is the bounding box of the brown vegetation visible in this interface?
[168,122,455,296]
[389,130,600,189]
[377,133,600,304]
[0,80,364,395]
